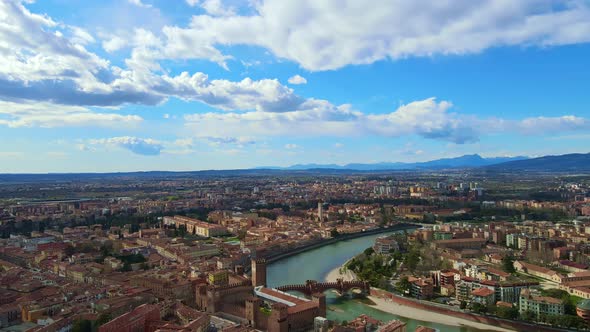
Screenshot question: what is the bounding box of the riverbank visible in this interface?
[369,289,568,332]
[265,223,418,264]
[267,229,495,331]
[325,258,356,282]
[368,296,513,332]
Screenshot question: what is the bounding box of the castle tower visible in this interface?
[206,285,218,313]
[312,293,326,318]
[317,201,324,221]
[194,283,208,311]
[251,258,267,287]
[268,303,289,332]
[245,297,262,327]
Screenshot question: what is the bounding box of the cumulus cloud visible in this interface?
[156,73,304,112]
[184,0,235,16]
[365,99,478,143]
[3,0,590,144]
[0,1,109,89]
[0,101,143,128]
[69,27,95,45]
[5,0,590,116]
[127,0,151,8]
[184,98,473,142]
[160,0,590,70]
[204,136,256,147]
[0,2,311,113]
[102,35,127,52]
[516,115,588,133]
[0,2,300,114]
[88,137,163,155]
[288,75,307,85]
[200,0,235,16]
[184,97,590,143]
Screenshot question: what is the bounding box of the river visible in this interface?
[266,231,495,332]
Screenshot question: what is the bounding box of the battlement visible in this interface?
[276,279,370,296]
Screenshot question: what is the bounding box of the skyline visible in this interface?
[1,0,590,172]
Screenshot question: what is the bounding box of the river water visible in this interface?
[266,231,492,332]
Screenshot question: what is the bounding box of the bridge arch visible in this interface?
[276,279,370,296]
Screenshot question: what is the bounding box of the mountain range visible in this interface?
[2,153,589,180]
[485,153,590,172]
[258,154,529,170]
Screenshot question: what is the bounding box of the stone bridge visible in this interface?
[276,278,370,296]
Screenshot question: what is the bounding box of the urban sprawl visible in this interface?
[2,171,590,332]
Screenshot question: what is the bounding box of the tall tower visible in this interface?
[318,201,324,221]
[312,293,326,318]
[268,303,289,332]
[245,297,261,327]
[251,258,267,287]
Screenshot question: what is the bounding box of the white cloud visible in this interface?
[365,98,478,143]
[184,97,590,143]
[157,0,590,70]
[3,0,590,146]
[155,73,304,112]
[0,1,109,90]
[127,0,151,8]
[200,0,235,16]
[284,143,299,149]
[0,101,143,128]
[516,115,588,133]
[204,136,256,147]
[185,0,235,16]
[69,26,95,45]
[0,3,308,112]
[88,136,163,155]
[184,98,471,142]
[288,75,307,85]
[334,143,344,148]
[102,35,127,52]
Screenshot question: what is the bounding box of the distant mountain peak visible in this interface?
[485,152,590,172]
[260,154,529,171]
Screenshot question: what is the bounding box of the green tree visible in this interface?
[520,310,535,321]
[469,302,487,314]
[502,256,516,274]
[395,276,411,295]
[403,248,420,272]
[330,228,340,238]
[495,306,518,319]
[364,247,375,256]
[71,319,92,332]
[540,288,577,315]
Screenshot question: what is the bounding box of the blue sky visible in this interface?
[1,0,590,172]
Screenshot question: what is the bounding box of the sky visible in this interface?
[1,0,590,173]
